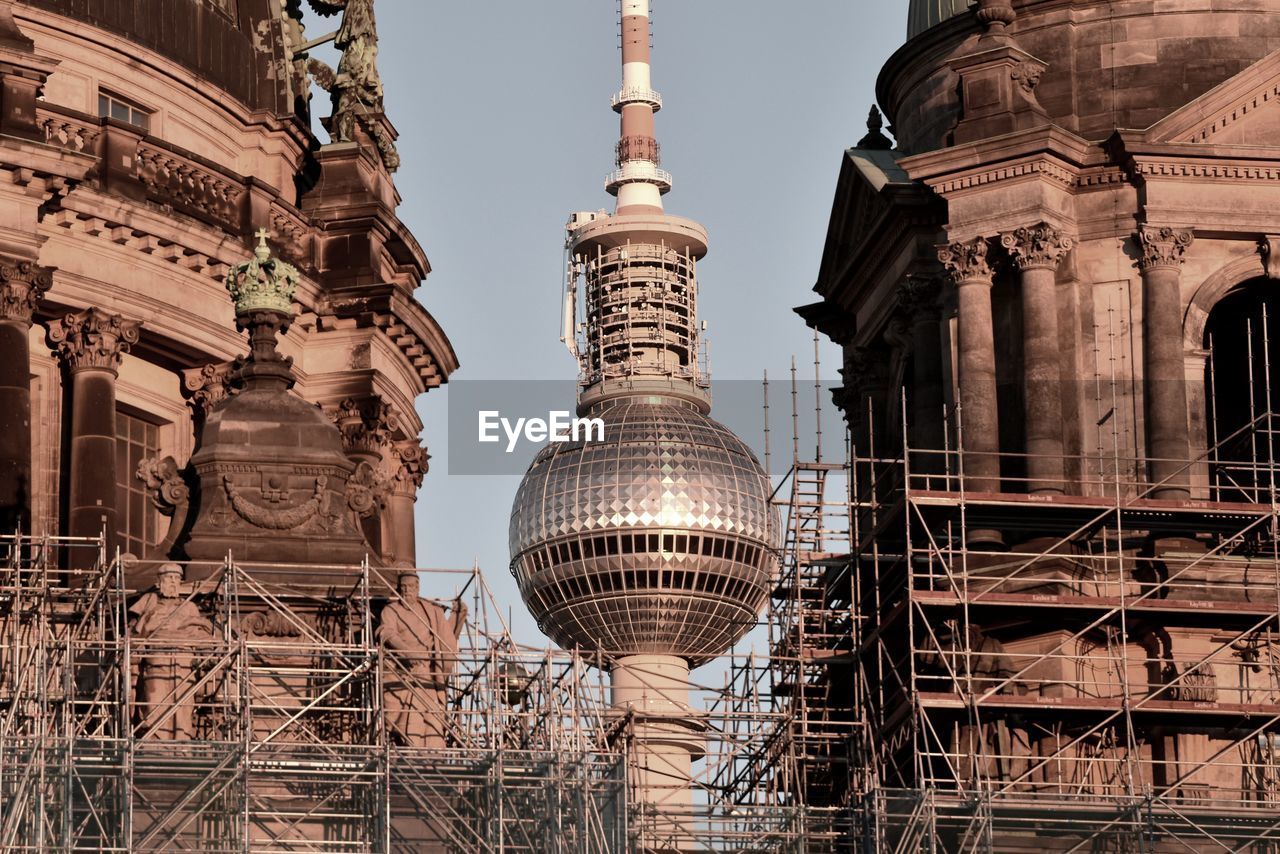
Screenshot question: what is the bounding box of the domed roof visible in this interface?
[907,0,974,38]
[509,399,778,664]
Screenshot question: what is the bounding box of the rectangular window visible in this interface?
[116,410,159,558]
[98,90,151,131]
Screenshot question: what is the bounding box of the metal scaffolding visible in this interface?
[0,544,629,853]
[727,307,1280,850]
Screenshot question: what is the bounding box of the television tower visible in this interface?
[510,1,778,848]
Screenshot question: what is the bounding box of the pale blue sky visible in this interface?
[373,2,909,644]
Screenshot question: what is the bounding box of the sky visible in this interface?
[367,1,909,645]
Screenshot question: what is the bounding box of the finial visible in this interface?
[253,228,271,260]
[225,230,299,317]
[224,229,301,389]
[857,105,894,150]
[976,0,1016,39]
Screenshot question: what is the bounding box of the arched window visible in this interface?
[1204,279,1280,502]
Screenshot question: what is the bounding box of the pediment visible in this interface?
[1146,48,1280,146]
[814,148,911,294]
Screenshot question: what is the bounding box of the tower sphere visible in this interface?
[509,399,777,665]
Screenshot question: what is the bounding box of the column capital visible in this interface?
[1137,226,1194,272]
[181,359,242,418]
[0,258,53,325]
[938,237,993,285]
[48,307,140,375]
[1000,223,1073,271]
[332,394,399,459]
[392,438,429,495]
[898,273,944,319]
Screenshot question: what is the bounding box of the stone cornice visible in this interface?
[47,306,141,374]
[899,124,1095,188]
[0,257,53,325]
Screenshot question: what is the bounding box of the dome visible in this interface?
[509,399,778,665]
[907,0,974,39]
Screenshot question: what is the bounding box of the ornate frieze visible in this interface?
[937,237,994,284]
[222,473,328,531]
[1137,226,1194,271]
[0,257,53,325]
[1000,223,1073,271]
[47,307,141,374]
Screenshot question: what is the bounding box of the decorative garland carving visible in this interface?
[223,474,327,530]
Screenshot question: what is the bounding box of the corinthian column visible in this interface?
[898,274,946,472]
[1001,224,1072,495]
[939,237,1001,496]
[385,438,427,565]
[0,259,52,532]
[48,308,141,556]
[1137,226,1194,500]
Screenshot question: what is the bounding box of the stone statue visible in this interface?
[304,0,400,171]
[377,569,466,748]
[128,563,213,740]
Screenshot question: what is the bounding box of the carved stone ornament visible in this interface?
[1000,223,1073,271]
[1260,236,1280,280]
[1137,226,1194,272]
[393,438,429,492]
[0,258,52,325]
[223,474,327,530]
[898,274,943,319]
[1010,60,1044,94]
[334,395,398,458]
[225,229,300,316]
[857,105,893,150]
[47,307,141,374]
[346,460,391,518]
[241,610,305,638]
[937,237,994,284]
[136,456,190,516]
[181,360,243,417]
[975,0,1016,30]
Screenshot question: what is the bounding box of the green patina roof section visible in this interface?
[907,0,975,38]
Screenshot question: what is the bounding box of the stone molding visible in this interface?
[1137,226,1194,272]
[0,257,53,325]
[47,307,141,374]
[1000,224,1073,271]
[928,159,1075,196]
[938,237,994,285]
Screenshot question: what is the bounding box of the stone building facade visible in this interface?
[0,0,454,566]
[799,0,1280,844]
